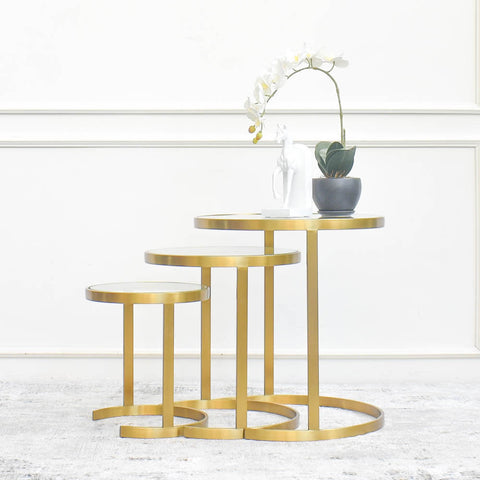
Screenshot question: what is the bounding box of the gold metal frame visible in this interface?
[145,247,301,268]
[190,213,385,441]
[86,281,209,304]
[87,282,209,438]
[143,246,301,439]
[87,213,386,441]
[245,394,384,441]
[178,397,299,440]
[94,404,208,439]
[194,213,385,232]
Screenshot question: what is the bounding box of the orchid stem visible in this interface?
[264,61,345,146]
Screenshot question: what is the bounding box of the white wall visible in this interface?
[0,0,479,384]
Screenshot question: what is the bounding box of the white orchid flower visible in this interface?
[310,51,326,69]
[273,55,298,76]
[253,83,266,103]
[271,58,291,77]
[256,73,275,96]
[244,97,263,126]
[246,109,262,127]
[316,48,349,68]
[268,68,287,89]
[283,49,309,70]
[246,45,350,143]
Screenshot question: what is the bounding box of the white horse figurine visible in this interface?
[271,125,313,217]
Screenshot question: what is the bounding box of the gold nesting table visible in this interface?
[194,213,385,441]
[86,281,210,438]
[87,213,386,441]
[144,246,301,439]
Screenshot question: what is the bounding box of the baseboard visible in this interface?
[2,354,479,384]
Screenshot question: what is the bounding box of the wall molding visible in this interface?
[476,146,480,349]
[1,111,478,145]
[1,350,480,360]
[477,0,480,104]
[0,108,479,115]
[0,139,480,148]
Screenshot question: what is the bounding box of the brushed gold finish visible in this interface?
[177,397,299,440]
[245,394,384,441]
[193,213,385,441]
[143,245,301,434]
[307,230,319,429]
[236,267,248,429]
[194,213,385,232]
[145,246,301,268]
[88,213,385,441]
[86,281,209,304]
[94,404,207,439]
[87,281,210,438]
[264,230,274,396]
[123,304,134,406]
[163,303,174,428]
[201,267,211,400]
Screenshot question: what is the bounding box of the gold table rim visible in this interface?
[86,281,210,304]
[194,213,385,231]
[145,247,301,267]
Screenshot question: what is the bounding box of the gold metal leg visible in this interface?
[236,266,248,430]
[243,229,384,441]
[163,303,174,428]
[201,267,211,400]
[306,230,319,430]
[123,303,134,406]
[264,230,274,395]
[94,300,209,439]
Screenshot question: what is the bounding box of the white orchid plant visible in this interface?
[245,47,356,178]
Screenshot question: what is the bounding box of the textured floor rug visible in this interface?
[0,381,479,480]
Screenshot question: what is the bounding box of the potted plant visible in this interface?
[245,47,360,215]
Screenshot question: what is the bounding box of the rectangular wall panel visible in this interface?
[0,145,477,357]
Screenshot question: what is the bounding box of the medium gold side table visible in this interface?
[194,213,385,441]
[144,246,301,439]
[85,281,209,438]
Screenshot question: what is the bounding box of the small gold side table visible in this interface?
[85,281,209,438]
[194,214,385,441]
[145,246,301,439]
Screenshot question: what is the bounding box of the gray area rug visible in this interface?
[0,381,479,480]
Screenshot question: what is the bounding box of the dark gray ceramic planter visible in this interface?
[312,177,362,215]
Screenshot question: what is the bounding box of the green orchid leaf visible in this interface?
[326,141,344,156]
[317,161,329,177]
[314,141,331,163]
[325,146,356,178]
[314,141,331,176]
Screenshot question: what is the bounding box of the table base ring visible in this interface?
[92,395,383,441]
[92,404,208,438]
[177,397,299,440]
[245,394,384,441]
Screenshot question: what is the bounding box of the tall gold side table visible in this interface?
[144,246,301,439]
[194,214,385,441]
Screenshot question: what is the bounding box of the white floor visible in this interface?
[1,380,479,480]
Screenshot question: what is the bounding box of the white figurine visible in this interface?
[269,125,313,217]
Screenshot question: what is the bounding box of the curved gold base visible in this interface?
[93,394,383,441]
[92,404,208,439]
[245,394,384,441]
[175,397,299,440]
